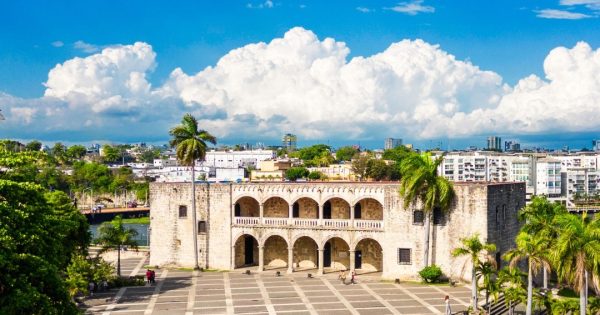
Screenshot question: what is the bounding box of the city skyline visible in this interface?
[2,1,600,148]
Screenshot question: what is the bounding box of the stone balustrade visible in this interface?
[234,216,383,230]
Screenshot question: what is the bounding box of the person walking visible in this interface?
[150,269,156,284]
[146,269,152,284]
[444,295,452,315]
[88,281,95,297]
[350,271,356,285]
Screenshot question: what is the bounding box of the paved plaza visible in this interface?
[83,256,472,315]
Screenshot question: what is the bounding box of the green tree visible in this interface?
[351,153,371,181]
[504,231,552,315]
[291,144,331,166]
[96,215,139,276]
[285,167,309,181]
[476,259,498,313]
[366,159,388,181]
[381,145,411,162]
[25,140,42,151]
[498,267,526,315]
[335,146,358,161]
[65,254,115,297]
[0,180,81,314]
[139,148,160,163]
[518,196,567,288]
[400,152,454,267]
[452,234,496,310]
[102,144,121,163]
[66,144,87,160]
[550,212,600,315]
[307,170,324,181]
[169,113,216,270]
[71,161,113,192]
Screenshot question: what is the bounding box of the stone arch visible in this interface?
[321,197,351,219]
[353,238,383,272]
[352,198,384,220]
[233,233,259,268]
[291,197,319,219]
[263,234,288,270]
[322,236,350,271]
[234,196,259,217]
[292,235,319,271]
[260,232,289,247]
[263,196,289,217]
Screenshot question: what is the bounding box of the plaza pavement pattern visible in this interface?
[82,256,472,315]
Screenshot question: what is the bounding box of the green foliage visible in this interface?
[139,148,161,163]
[66,254,115,297]
[96,215,140,276]
[102,144,121,163]
[291,144,332,166]
[0,139,25,152]
[381,145,411,162]
[550,298,579,315]
[0,180,83,314]
[66,145,87,160]
[285,167,309,181]
[307,171,325,180]
[25,140,42,151]
[351,153,371,180]
[418,264,443,283]
[276,147,287,157]
[169,113,217,166]
[71,161,113,192]
[335,146,358,161]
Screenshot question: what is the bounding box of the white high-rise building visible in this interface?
[203,150,275,169]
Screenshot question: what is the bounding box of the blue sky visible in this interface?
[1,0,600,149]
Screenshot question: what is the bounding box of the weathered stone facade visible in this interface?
[149,182,525,281]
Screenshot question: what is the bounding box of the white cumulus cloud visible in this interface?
[536,9,592,19]
[387,0,435,15]
[2,27,600,143]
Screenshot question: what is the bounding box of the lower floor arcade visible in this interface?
[232,233,383,275]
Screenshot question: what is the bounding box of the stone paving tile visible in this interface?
[312,302,348,310]
[194,299,227,307]
[192,307,227,314]
[232,298,265,306]
[395,306,436,314]
[273,303,310,311]
[387,299,424,307]
[356,308,393,315]
[350,301,386,308]
[233,305,269,313]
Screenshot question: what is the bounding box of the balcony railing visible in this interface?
[235,217,259,225]
[292,218,319,227]
[234,216,383,230]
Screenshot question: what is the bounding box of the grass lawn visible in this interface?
[121,216,150,224]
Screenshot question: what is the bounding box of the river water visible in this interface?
[90,223,150,246]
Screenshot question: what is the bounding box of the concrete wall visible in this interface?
[150,181,525,281]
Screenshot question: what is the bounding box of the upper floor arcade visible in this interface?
[232,195,385,230]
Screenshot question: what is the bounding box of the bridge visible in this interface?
[567,206,600,214]
[82,207,149,224]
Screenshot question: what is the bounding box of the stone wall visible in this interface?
[150,181,525,282]
[264,197,288,218]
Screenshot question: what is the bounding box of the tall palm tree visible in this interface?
[519,196,567,288]
[504,231,551,315]
[498,267,526,315]
[550,212,600,315]
[169,113,216,270]
[400,152,454,267]
[96,215,139,276]
[451,234,496,310]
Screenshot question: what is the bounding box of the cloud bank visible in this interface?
[1,27,600,143]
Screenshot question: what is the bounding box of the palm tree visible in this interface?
[519,196,567,288]
[504,231,551,315]
[169,113,216,270]
[550,212,600,315]
[476,259,498,313]
[400,152,454,267]
[498,267,526,315]
[96,215,139,276]
[451,233,496,310]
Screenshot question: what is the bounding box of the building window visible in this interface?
[178,205,187,218]
[433,207,444,225]
[198,221,206,233]
[397,248,411,265]
[413,210,424,224]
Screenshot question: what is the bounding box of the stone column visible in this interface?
[287,247,294,274]
[317,249,324,275]
[257,246,264,272]
[318,204,323,226]
[288,204,294,225]
[259,203,264,224]
[349,250,356,274]
[350,205,355,228]
[231,246,236,270]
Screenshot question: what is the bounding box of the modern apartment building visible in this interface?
[384,138,403,150]
[203,150,275,169]
[487,136,502,151]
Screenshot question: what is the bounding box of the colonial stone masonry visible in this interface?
[149,182,525,281]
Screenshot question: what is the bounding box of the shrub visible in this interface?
[418,264,443,283]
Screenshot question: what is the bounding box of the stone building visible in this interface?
[149,182,525,281]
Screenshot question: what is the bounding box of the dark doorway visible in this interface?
[235,203,241,217]
[323,201,332,219]
[293,202,299,218]
[323,242,331,267]
[355,250,362,269]
[354,203,362,219]
[244,235,254,265]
